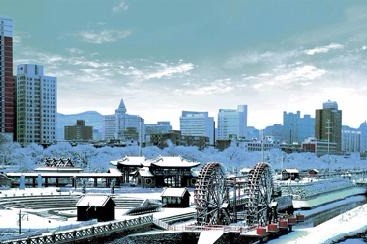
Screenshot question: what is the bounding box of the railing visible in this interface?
[152,218,169,230]
[169,224,256,234]
[2,215,154,244]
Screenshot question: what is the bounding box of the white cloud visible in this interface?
[304,43,344,55]
[113,1,128,13]
[66,48,83,55]
[362,45,367,50]
[185,79,233,95]
[143,63,194,80]
[78,30,131,44]
[274,65,326,82]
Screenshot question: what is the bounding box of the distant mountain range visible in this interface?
[56,111,105,141]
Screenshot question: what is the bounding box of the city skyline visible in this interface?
[1,1,367,129]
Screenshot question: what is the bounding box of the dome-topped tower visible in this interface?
[322,100,338,110]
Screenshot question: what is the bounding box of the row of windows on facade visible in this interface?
[20,130,55,134]
[20,77,55,82]
[22,135,55,139]
[19,109,56,114]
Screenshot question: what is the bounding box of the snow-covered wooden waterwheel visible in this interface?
[194,162,231,226]
[245,162,273,226]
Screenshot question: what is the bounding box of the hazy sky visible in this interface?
[2,0,367,129]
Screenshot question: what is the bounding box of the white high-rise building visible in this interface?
[104,115,116,140]
[104,99,144,142]
[217,105,247,140]
[180,111,214,145]
[342,127,360,153]
[16,64,56,146]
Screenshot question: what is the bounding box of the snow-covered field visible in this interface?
[1,186,367,243]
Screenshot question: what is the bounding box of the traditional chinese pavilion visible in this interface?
[111,156,200,188]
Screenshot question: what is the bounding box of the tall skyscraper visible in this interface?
[283,111,300,144]
[180,111,214,145]
[283,111,315,144]
[217,105,248,140]
[0,17,15,140]
[315,100,342,153]
[104,99,144,142]
[16,64,57,146]
[359,121,367,153]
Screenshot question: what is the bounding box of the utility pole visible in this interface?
[139,116,143,157]
[261,130,265,162]
[19,209,21,234]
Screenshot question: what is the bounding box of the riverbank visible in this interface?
[269,202,367,243]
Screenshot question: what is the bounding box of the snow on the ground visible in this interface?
[270,203,367,244]
[1,186,367,243]
[198,230,224,244]
[0,187,195,231]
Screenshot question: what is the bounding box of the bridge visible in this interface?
[5,168,122,188]
[2,215,154,244]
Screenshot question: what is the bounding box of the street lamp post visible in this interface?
[139,117,143,156]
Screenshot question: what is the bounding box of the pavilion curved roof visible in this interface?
[150,156,200,168]
[110,156,145,167]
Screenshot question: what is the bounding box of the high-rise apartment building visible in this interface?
[315,100,342,153]
[16,64,57,146]
[0,17,15,140]
[217,105,247,140]
[180,111,214,145]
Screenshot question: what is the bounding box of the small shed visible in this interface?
[76,195,115,222]
[308,169,319,178]
[281,169,300,180]
[134,167,155,188]
[161,187,190,208]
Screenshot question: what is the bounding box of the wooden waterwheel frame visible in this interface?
[194,162,231,226]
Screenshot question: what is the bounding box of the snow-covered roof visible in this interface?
[108,168,122,175]
[282,168,299,173]
[161,187,190,197]
[76,195,113,207]
[138,167,154,177]
[34,167,83,172]
[240,168,252,174]
[6,171,122,178]
[110,156,145,167]
[151,156,200,168]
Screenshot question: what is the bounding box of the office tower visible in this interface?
[359,121,367,153]
[16,64,57,146]
[180,111,214,145]
[0,17,15,140]
[283,111,300,144]
[64,120,93,142]
[217,105,248,140]
[145,122,173,145]
[341,126,360,153]
[104,99,144,142]
[298,114,315,142]
[283,111,315,144]
[315,100,342,153]
[104,115,116,140]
